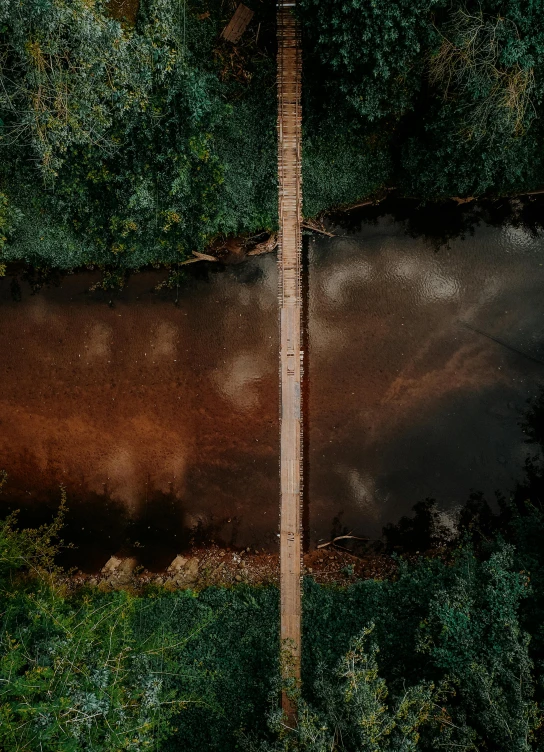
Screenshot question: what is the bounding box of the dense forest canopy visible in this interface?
[1,0,544,264]
[299,0,544,203]
[0,0,277,268]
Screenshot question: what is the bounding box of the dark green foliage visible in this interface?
[399,103,544,198]
[257,625,440,752]
[0,504,179,750]
[302,128,392,217]
[422,547,538,750]
[212,64,277,236]
[4,0,544,268]
[299,0,544,204]
[0,193,22,258]
[298,548,540,752]
[136,587,279,751]
[0,0,276,269]
[298,0,442,124]
[5,0,544,270]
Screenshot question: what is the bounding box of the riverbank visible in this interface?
[3,0,544,272]
[2,489,544,752]
[61,544,398,590]
[5,190,544,279]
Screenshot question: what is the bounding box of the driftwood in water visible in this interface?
[336,187,396,213]
[179,251,219,266]
[247,233,278,255]
[192,251,219,262]
[317,533,371,549]
[516,187,544,196]
[302,219,334,237]
[341,200,374,210]
[452,196,475,205]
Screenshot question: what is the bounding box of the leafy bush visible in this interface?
[0,0,276,269]
[299,0,544,204]
[298,0,442,124]
[0,192,22,257]
[241,538,541,752]
[259,624,440,752]
[0,499,185,750]
[302,128,392,216]
[2,485,544,749]
[0,503,279,751]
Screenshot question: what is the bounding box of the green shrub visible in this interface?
[299,0,544,205]
[0,191,22,255]
[0,0,275,268]
[0,500,279,751]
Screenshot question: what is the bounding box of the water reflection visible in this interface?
[0,203,543,564]
[309,214,544,543]
[0,257,279,568]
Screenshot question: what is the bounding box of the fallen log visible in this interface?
[179,251,219,266]
[192,250,219,262]
[302,220,334,237]
[247,233,278,256]
[317,533,371,549]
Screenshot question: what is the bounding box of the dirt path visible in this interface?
[277,0,303,705]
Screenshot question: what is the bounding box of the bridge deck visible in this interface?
[277,0,302,708]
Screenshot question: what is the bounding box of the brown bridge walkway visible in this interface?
[277,0,303,709]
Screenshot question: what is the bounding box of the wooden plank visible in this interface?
[221,4,254,43]
[277,0,302,723]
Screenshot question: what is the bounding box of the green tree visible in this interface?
[256,625,440,752]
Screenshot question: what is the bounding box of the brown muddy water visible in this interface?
[0,261,278,569]
[1,204,544,569]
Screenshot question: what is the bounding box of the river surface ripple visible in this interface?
[1,214,543,568]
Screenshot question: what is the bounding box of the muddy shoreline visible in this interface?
[60,545,397,588]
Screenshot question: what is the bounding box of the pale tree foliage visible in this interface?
[0,495,202,752]
[250,625,447,752]
[429,7,535,143]
[0,0,179,180]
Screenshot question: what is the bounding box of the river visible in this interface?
[1,202,543,568]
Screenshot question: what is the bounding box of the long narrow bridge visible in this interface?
[277,0,303,708]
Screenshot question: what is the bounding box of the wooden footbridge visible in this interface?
[277,0,303,712]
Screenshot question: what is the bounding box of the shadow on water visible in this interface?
[328,194,544,250]
[378,385,544,557]
[319,383,544,560]
[0,483,229,573]
[0,490,131,573]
